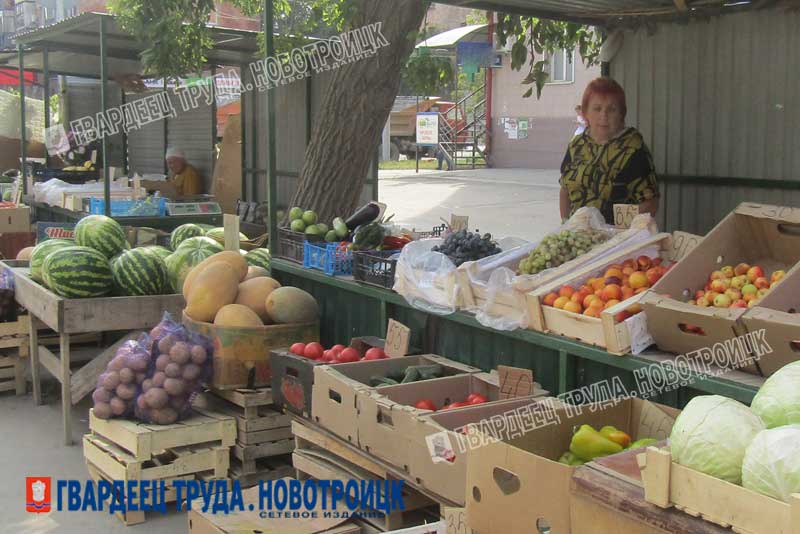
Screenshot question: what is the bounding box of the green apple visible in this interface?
[289,207,304,221]
[302,210,318,225]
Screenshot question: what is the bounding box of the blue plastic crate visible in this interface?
[89,197,167,217]
[303,241,353,276]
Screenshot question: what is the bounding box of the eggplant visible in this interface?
[345,201,384,230]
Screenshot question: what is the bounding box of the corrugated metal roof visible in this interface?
[433,1,767,26]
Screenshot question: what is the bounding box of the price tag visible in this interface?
[384,319,411,358]
[498,365,534,399]
[613,204,639,229]
[166,202,222,215]
[666,231,701,263]
[223,213,241,251]
[444,507,469,534]
[450,214,469,232]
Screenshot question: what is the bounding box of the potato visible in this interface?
[164,363,182,378]
[190,345,207,365]
[144,387,169,410]
[92,388,111,404]
[102,371,120,390]
[152,371,166,388]
[128,354,150,373]
[135,372,146,384]
[141,378,153,392]
[116,383,137,401]
[182,363,201,382]
[110,397,127,416]
[169,396,187,412]
[157,334,177,355]
[119,368,135,384]
[151,407,178,425]
[93,402,112,419]
[155,354,170,371]
[136,395,149,412]
[163,378,185,397]
[170,342,191,364]
[108,356,126,372]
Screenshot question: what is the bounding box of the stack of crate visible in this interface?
[0,315,29,395]
[82,408,236,525]
[202,386,295,487]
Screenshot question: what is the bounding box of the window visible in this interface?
[547,48,574,84]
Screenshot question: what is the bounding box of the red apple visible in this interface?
[710,270,726,281]
[747,266,765,283]
[713,294,732,308]
[754,277,770,290]
[720,266,734,278]
[771,270,786,284]
[731,299,748,308]
[734,263,751,276]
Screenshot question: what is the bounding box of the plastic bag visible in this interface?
[135,312,213,425]
[92,334,153,420]
[393,238,461,315]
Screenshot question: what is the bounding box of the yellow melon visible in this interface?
[185,263,240,322]
[235,277,281,323]
[265,286,319,324]
[16,246,34,261]
[182,251,248,298]
[214,304,264,327]
[244,266,269,280]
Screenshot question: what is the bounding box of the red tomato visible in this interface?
[320,351,336,363]
[442,401,468,411]
[467,393,488,405]
[330,344,346,354]
[290,343,306,356]
[364,347,386,360]
[303,342,324,360]
[414,399,437,411]
[336,348,361,364]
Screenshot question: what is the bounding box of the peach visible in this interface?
[743,293,758,303]
[734,263,751,276]
[588,298,605,311]
[621,286,635,300]
[637,256,652,270]
[604,268,624,280]
[622,259,636,270]
[721,266,734,278]
[646,267,663,286]
[559,285,576,298]
[602,284,622,302]
[747,266,764,283]
[614,310,632,322]
[583,294,600,309]
[583,307,601,318]
[563,301,582,314]
[543,293,559,306]
[754,277,770,290]
[591,278,606,291]
[629,271,648,289]
[604,299,621,309]
[627,303,643,314]
[622,266,635,276]
[553,296,570,309]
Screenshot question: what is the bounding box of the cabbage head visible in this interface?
[742,426,800,502]
[750,361,800,429]
[670,395,765,484]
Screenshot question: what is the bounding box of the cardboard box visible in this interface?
[312,355,481,444]
[643,203,800,357]
[465,398,679,534]
[0,205,30,233]
[738,261,800,376]
[405,396,557,506]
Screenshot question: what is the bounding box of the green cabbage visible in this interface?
[751,361,800,429]
[670,395,765,484]
[742,426,800,502]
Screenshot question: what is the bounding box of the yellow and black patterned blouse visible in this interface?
[560,127,659,224]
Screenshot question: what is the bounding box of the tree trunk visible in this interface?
[289,0,428,224]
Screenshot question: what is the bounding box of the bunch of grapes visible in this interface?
[432,230,502,266]
[518,229,609,274]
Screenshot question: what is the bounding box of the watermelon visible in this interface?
[75,215,129,259]
[165,238,223,292]
[245,248,271,271]
[205,227,248,245]
[198,224,216,232]
[144,245,172,261]
[29,239,74,282]
[42,246,113,298]
[170,224,205,250]
[112,248,168,296]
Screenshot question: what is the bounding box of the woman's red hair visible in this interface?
[581,77,627,120]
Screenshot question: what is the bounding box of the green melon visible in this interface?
[205,227,248,245]
[75,215,129,259]
[29,239,74,282]
[245,248,271,271]
[42,246,113,298]
[170,223,205,250]
[165,238,222,292]
[112,248,168,296]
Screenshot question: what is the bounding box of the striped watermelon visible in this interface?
[198,224,216,232]
[29,239,74,282]
[112,248,168,296]
[170,224,205,250]
[144,245,172,261]
[165,238,222,292]
[75,215,129,259]
[245,248,271,271]
[205,227,248,245]
[42,246,113,298]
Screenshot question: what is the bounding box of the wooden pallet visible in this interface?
[0,353,24,395]
[89,408,236,461]
[228,455,295,488]
[293,419,441,532]
[83,433,229,525]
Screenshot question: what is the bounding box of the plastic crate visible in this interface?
[352,250,398,289]
[89,197,167,217]
[275,227,323,264]
[303,241,353,276]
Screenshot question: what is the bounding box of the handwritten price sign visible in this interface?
[613,204,639,229]
[450,214,469,232]
[498,366,534,399]
[385,319,411,358]
[666,231,701,262]
[444,507,470,534]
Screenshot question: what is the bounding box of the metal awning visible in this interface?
[432,1,770,26]
[0,12,260,77]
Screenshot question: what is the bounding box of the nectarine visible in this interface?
[637,256,652,270]
[604,299,621,309]
[559,285,576,298]
[604,268,624,280]
[602,284,622,301]
[615,310,632,322]
[563,301,582,314]
[646,267,663,286]
[553,296,570,309]
[583,307,601,318]
[629,271,648,290]
[543,293,559,306]
[621,286,635,300]
[583,294,600,309]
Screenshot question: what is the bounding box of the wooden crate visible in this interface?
[639,446,800,534]
[0,315,29,350]
[0,353,24,395]
[293,420,441,532]
[228,455,295,488]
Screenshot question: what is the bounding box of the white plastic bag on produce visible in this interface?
[393,238,462,315]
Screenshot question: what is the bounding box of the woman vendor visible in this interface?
[559,77,659,224]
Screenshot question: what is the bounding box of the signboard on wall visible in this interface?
[416,112,439,146]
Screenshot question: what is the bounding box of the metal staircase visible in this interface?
[438,83,488,170]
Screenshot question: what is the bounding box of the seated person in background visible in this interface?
[165,147,202,197]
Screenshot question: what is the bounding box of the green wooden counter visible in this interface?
[27,200,223,231]
[271,259,764,409]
